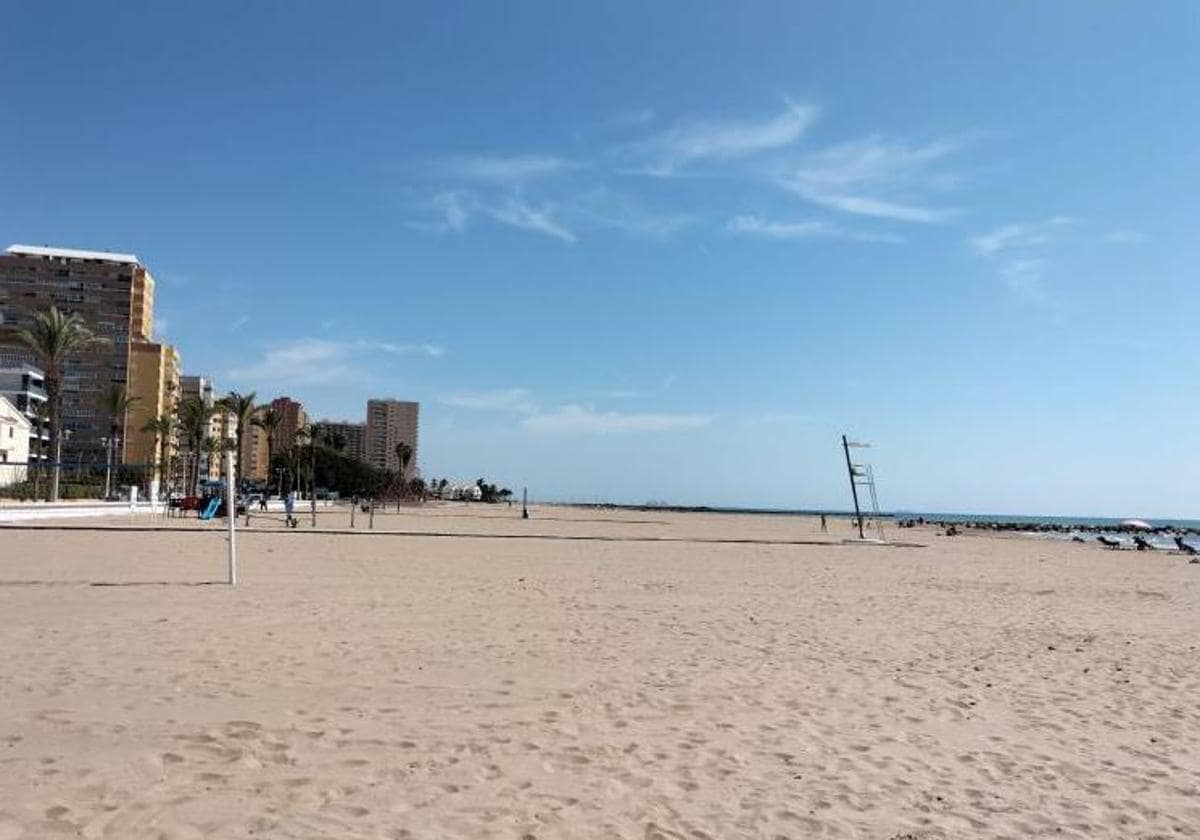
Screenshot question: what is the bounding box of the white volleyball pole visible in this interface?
[225,449,237,586]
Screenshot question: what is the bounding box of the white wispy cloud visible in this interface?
[971,217,1076,255]
[572,187,692,238]
[438,154,578,183]
[369,340,446,357]
[621,100,818,175]
[727,214,904,244]
[229,315,250,332]
[782,135,966,222]
[442,388,538,413]
[228,338,443,389]
[801,194,945,223]
[521,404,711,434]
[409,192,576,243]
[488,198,577,243]
[407,190,478,233]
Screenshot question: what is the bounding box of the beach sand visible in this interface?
[1,506,1197,838]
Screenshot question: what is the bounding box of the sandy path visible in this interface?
[0,509,1197,838]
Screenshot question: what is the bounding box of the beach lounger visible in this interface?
[1174,536,1198,555]
[1097,535,1123,549]
[1133,536,1155,551]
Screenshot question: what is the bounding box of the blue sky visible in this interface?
[3,2,1198,516]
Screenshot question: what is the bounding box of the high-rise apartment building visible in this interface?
[365,399,419,477]
[0,244,159,460]
[126,341,180,469]
[270,396,307,450]
[240,420,270,483]
[320,420,366,461]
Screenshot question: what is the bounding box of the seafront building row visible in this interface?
[0,243,419,492]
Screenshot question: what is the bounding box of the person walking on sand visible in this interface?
[284,489,297,528]
[820,514,827,533]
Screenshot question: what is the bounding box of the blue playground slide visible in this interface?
[198,497,220,521]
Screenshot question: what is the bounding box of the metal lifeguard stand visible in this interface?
[842,435,885,541]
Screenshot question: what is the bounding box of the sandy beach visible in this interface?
[1,505,1197,839]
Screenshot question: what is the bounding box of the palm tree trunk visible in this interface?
[159,435,169,497]
[235,430,243,489]
[48,384,61,502]
[32,420,42,500]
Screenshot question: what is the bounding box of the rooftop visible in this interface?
[6,244,141,265]
[0,394,32,429]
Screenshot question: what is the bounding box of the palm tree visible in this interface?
[219,391,257,482]
[141,415,174,496]
[201,435,225,482]
[293,423,323,525]
[252,407,283,498]
[100,384,138,499]
[323,429,347,452]
[176,396,213,494]
[14,307,107,501]
[394,441,413,509]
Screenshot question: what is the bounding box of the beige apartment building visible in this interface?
[210,403,238,482]
[126,341,181,471]
[365,398,419,478]
[0,244,161,461]
[240,420,271,483]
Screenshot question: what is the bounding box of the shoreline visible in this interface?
[561,502,1200,535]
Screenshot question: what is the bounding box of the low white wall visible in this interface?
[0,502,156,522]
[0,498,336,522]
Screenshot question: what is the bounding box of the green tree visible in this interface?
[176,396,213,493]
[219,391,257,482]
[394,441,414,508]
[13,307,108,500]
[141,415,174,495]
[101,383,138,443]
[100,383,138,498]
[252,407,283,497]
[322,428,347,452]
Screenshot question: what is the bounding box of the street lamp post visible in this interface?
[102,434,120,500]
[53,428,73,502]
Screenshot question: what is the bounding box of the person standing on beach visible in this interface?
[284,489,297,528]
[820,514,827,533]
